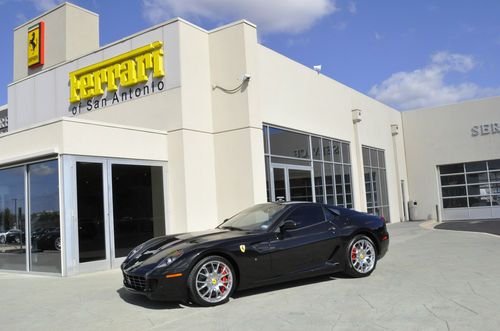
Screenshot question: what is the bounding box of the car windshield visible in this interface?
[218,203,287,231]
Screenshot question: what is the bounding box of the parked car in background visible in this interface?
[32,227,61,251]
[0,229,24,244]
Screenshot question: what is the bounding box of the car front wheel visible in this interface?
[188,255,235,306]
[345,235,377,277]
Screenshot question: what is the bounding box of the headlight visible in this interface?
[154,249,183,269]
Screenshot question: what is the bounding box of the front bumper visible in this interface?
[122,269,189,302]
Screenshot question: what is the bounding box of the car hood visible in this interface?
[121,228,252,273]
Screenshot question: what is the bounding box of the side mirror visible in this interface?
[280,220,297,232]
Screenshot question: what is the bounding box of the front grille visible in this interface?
[123,273,147,291]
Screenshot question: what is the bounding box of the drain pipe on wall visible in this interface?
[391,124,405,222]
[352,109,367,212]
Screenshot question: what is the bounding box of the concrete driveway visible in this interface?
[0,222,499,331]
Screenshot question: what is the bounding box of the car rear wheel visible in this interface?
[188,255,235,306]
[55,238,61,251]
[345,235,377,277]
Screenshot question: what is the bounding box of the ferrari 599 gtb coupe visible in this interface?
[121,202,389,306]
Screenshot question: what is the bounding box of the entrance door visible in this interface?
[271,164,314,202]
[73,157,167,272]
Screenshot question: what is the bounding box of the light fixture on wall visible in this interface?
[391,124,399,136]
[212,73,251,93]
[352,109,362,123]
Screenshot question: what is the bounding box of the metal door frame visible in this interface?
[64,155,168,274]
[270,163,314,202]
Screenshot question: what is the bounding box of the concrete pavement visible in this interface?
[0,221,499,331]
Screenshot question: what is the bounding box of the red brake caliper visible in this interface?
[219,266,227,293]
[351,247,357,262]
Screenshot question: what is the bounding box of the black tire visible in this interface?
[55,237,61,251]
[344,235,377,278]
[188,255,236,307]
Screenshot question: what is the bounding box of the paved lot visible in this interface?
[435,219,500,236]
[1,222,499,331]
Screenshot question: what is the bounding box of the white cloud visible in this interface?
[142,0,337,34]
[347,1,357,14]
[28,0,63,12]
[369,51,500,110]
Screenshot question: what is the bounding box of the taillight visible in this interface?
[381,234,389,241]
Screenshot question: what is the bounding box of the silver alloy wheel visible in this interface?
[195,260,233,304]
[350,238,376,274]
[55,237,61,251]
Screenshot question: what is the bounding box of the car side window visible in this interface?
[286,206,325,229]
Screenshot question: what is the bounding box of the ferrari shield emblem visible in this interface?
[239,245,246,253]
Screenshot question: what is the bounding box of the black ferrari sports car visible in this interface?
[121,202,389,306]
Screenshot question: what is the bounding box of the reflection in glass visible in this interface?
[363,146,390,221]
[263,125,353,207]
[273,168,286,201]
[312,137,322,160]
[443,198,468,208]
[289,169,313,201]
[465,161,487,172]
[0,166,26,271]
[440,174,466,186]
[314,162,324,203]
[467,172,489,184]
[29,160,60,273]
[112,165,165,258]
[269,127,310,159]
[440,164,464,174]
[442,186,466,197]
[77,162,106,263]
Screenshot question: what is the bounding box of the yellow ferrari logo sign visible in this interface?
[28,22,44,67]
[239,245,246,253]
[69,41,165,103]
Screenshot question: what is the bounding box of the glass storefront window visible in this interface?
[29,160,61,273]
[440,158,500,209]
[363,146,390,221]
[0,166,26,271]
[269,127,310,159]
[264,125,353,208]
[77,162,106,263]
[112,164,165,258]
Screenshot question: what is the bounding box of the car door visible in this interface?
[268,205,340,277]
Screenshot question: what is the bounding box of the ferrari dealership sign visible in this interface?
[27,22,45,67]
[69,41,165,114]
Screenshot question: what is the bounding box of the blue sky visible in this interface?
[0,0,499,110]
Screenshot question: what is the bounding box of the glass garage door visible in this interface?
[439,159,500,220]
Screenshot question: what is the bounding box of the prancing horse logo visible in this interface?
[239,245,246,253]
[30,32,37,51]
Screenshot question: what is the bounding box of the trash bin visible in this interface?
[408,200,417,221]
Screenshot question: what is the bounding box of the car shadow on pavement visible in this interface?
[116,287,192,309]
[233,273,345,300]
[117,273,348,308]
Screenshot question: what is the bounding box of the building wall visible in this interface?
[8,17,181,131]
[6,3,412,237]
[257,46,408,222]
[402,96,500,220]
